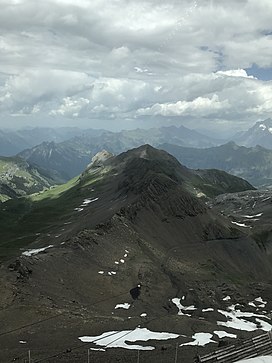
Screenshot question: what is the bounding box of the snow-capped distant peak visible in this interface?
[258,123,272,134]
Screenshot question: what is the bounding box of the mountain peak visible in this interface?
[233,119,272,149]
[256,118,272,132]
[90,150,113,167]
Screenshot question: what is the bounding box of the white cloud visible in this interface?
[138,94,229,117]
[0,0,272,130]
[0,69,91,113]
[216,69,256,79]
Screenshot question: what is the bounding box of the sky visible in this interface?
[0,0,272,134]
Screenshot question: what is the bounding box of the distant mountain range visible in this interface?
[0,127,105,156]
[233,118,272,149]
[0,156,54,201]
[17,125,221,181]
[160,142,272,187]
[1,118,272,158]
[2,120,272,187]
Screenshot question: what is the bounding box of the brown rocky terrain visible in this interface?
[0,145,271,363]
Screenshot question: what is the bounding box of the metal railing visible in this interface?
[197,331,272,363]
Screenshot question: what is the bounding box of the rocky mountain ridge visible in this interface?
[0,145,268,363]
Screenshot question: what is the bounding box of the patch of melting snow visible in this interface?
[217,309,257,331]
[234,356,272,363]
[180,333,216,347]
[115,303,131,310]
[233,310,267,319]
[241,213,263,218]
[223,296,231,301]
[249,301,257,307]
[172,298,196,316]
[231,221,251,228]
[82,198,99,205]
[255,297,267,305]
[75,197,99,212]
[256,318,272,331]
[214,331,237,339]
[217,304,271,332]
[79,327,180,350]
[90,348,105,352]
[22,245,54,257]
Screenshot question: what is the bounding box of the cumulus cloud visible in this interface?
[0,0,272,130]
[137,95,229,117]
[0,69,91,114]
[136,70,272,122]
[216,69,256,79]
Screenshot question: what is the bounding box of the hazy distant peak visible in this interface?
[256,119,272,132]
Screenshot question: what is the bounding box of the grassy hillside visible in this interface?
[0,156,54,202]
[0,146,254,260]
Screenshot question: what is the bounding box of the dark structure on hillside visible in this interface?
[130,284,141,300]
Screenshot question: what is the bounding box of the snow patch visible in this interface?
[172,298,196,316]
[22,245,54,257]
[217,305,270,332]
[255,297,267,305]
[79,327,179,351]
[241,213,263,218]
[82,197,99,205]
[234,356,272,363]
[231,221,251,228]
[115,303,131,310]
[214,331,237,339]
[180,333,216,347]
[223,296,231,301]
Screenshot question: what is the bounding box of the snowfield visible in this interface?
[79,328,179,350]
[78,294,272,353]
[235,357,272,363]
